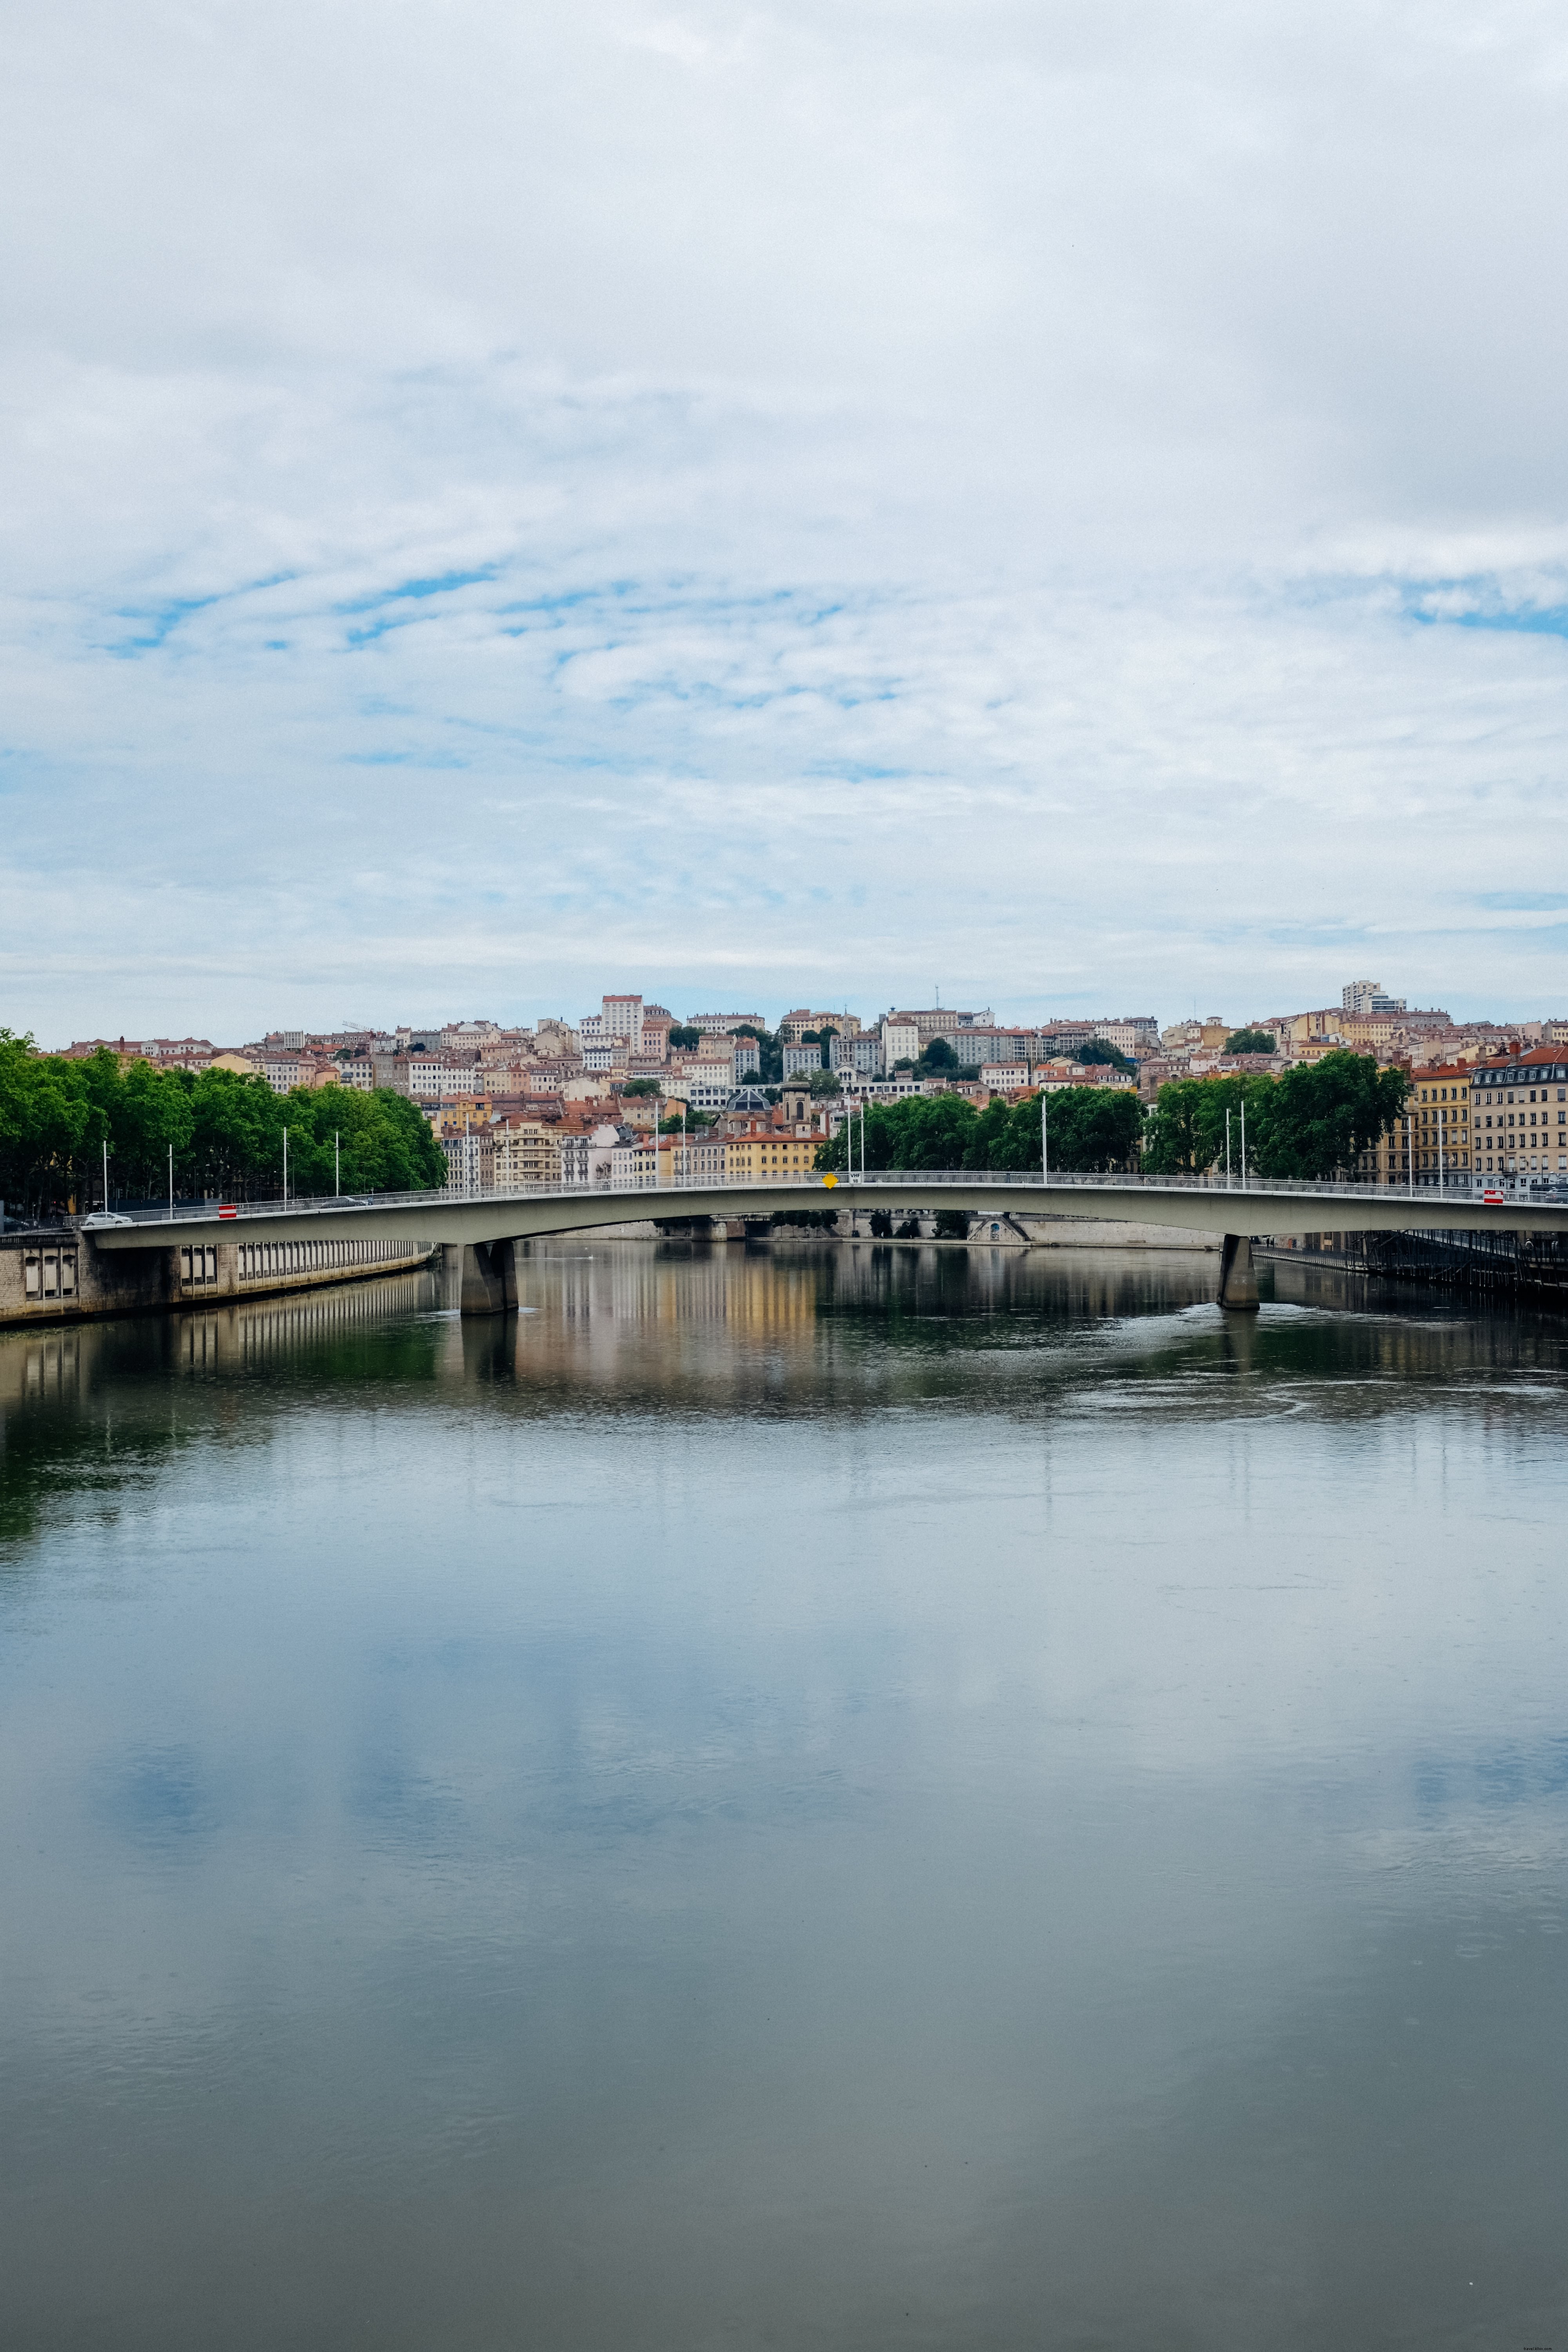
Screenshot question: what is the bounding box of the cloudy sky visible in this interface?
[4,0,1568,1042]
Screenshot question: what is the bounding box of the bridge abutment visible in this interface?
[1218,1233,1259,1311]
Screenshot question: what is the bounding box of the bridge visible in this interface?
[82,1169,1568,1314]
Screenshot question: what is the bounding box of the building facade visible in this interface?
[1472,1050,1568,1190]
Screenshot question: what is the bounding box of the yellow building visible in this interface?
[722,1131,821,1181]
[1365,1060,1472,1190]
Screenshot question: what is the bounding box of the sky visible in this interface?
[4,0,1568,1044]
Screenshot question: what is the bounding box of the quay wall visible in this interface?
[0,1227,434,1329]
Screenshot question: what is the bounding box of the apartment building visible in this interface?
[557,1124,623,1187]
[689,1011,766,1035]
[442,1130,494,1192]
[492,1121,563,1189]
[657,1129,728,1185]
[1379,1060,1474,1191]
[724,1129,822,1180]
[778,1009,863,1043]
[1472,1048,1568,1189]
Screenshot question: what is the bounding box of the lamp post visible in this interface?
[1225,1109,1232,1187]
[103,1138,109,1214]
[168,1143,173,1220]
[334,1131,340,1198]
[1041,1086,1049,1185]
[282,1128,288,1207]
[1239,1098,1248,1189]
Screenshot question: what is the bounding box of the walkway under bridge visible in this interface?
[83,1170,1568,1315]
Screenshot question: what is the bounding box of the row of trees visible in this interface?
[0,1033,445,1218]
[815,1053,1409,1181]
[1140,1054,1407,1178]
[815,1085,1145,1175]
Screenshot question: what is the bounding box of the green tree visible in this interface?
[815,1093,979,1171]
[916,1035,957,1074]
[309,1086,446,1192]
[1251,1052,1407,1180]
[1224,1028,1277,1056]
[1141,1074,1275,1176]
[1076,1038,1134,1068]
[668,1025,701,1050]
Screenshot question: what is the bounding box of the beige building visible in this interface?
[1472,1047,1568,1190]
[492,1121,563,1189]
[656,1129,727,1185]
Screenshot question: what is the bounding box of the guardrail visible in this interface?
[70,1162,1553,1231]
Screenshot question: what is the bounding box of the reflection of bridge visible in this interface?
[84,1170,1568,1314]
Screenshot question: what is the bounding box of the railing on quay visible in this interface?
[69,1161,1548,1232]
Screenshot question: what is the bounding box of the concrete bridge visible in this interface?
[80,1170,1568,1316]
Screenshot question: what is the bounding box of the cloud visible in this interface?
[4,1,1568,1036]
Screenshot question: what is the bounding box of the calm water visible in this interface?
[3,1240,1568,2350]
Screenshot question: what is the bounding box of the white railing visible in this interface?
[75,1162,1560,1231]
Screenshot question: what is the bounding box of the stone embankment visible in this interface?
[0,1226,434,1328]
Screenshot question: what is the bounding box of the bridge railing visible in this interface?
[76,1162,1508,1230]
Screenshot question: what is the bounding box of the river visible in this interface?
[2,1239,1566,2349]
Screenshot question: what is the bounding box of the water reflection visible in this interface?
[1,1243,1566,2348]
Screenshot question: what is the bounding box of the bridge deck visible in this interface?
[83,1171,1568,1252]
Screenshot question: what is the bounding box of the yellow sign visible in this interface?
[822,1172,838,1188]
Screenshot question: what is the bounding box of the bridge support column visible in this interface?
[1218,1232,1259,1312]
[458,1238,517,1316]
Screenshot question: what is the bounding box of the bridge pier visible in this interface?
[458,1238,517,1316]
[1218,1232,1259,1311]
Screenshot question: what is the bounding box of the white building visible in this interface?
[442,1130,494,1192]
[601,994,645,1053]
[406,1058,477,1098]
[880,1021,920,1067]
[663,1074,735,1115]
[558,1123,624,1187]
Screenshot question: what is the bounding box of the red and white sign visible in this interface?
[217,1205,238,1220]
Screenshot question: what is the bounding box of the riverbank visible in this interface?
[0,1227,435,1328]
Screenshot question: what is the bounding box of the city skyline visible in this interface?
[6,4,1568,1037]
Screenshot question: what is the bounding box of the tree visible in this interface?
[934,1209,970,1238]
[916,1035,956,1073]
[1224,1028,1277,1056]
[1141,1074,1275,1176]
[619,1077,661,1097]
[1076,1038,1134,1069]
[815,1093,980,1172]
[1250,1052,1407,1180]
[807,1068,839,1096]
[668,1025,701,1050]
